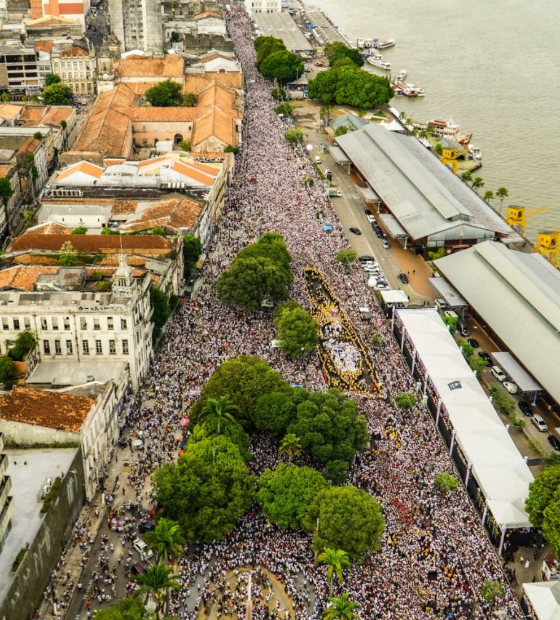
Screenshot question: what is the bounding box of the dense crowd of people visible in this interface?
[47,3,528,619]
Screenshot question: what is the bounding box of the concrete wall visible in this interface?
[182,33,234,55]
[0,448,86,620]
[0,419,78,447]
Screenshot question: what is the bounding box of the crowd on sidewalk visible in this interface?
[41,2,527,619]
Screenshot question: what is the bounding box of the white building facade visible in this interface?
[244,0,282,15]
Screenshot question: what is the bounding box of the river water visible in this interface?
[307,0,560,240]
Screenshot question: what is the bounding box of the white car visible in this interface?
[133,538,153,561]
[491,366,507,382]
[532,414,548,433]
[375,282,391,291]
[503,381,518,395]
[435,298,448,311]
[314,156,322,164]
[444,310,459,319]
[366,214,375,224]
[382,239,390,249]
[364,265,380,274]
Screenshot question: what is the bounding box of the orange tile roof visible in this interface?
[19,106,47,123]
[114,55,184,78]
[185,72,242,93]
[0,386,94,433]
[35,40,54,53]
[0,164,16,178]
[130,107,200,122]
[121,197,203,233]
[194,10,222,19]
[17,137,42,157]
[41,106,74,125]
[0,265,59,291]
[12,254,59,266]
[61,46,89,57]
[56,161,104,182]
[170,160,217,186]
[98,255,147,267]
[9,234,172,254]
[0,104,22,120]
[25,222,72,235]
[103,159,126,166]
[112,200,138,215]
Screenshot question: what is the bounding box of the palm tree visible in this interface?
[460,170,472,184]
[434,142,443,156]
[483,190,494,203]
[496,186,509,214]
[135,563,180,618]
[323,593,359,620]
[398,110,406,122]
[279,433,301,462]
[144,518,185,564]
[200,395,238,435]
[471,176,484,193]
[320,105,332,127]
[419,129,429,140]
[316,548,351,596]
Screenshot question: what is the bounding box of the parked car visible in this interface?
[435,298,448,310]
[133,538,154,561]
[381,239,390,249]
[349,227,362,235]
[374,282,391,291]
[444,310,459,319]
[491,366,507,382]
[117,435,128,447]
[548,435,560,451]
[131,563,146,576]
[364,209,373,216]
[468,338,479,348]
[478,351,492,364]
[366,214,375,224]
[518,401,532,416]
[458,322,470,337]
[359,255,374,262]
[138,522,155,534]
[314,156,322,164]
[364,265,380,274]
[532,414,549,433]
[398,273,409,284]
[503,381,518,395]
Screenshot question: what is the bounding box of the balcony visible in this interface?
[0,454,7,479]
[0,475,12,509]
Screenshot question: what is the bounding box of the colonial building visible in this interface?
[50,43,96,95]
[244,0,282,15]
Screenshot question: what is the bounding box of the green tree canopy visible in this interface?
[0,355,15,384]
[191,355,291,428]
[435,472,459,493]
[257,463,329,530]
[260,50,304,83]
[287,388,368,463]
[335,249,357,266]
[145,79,183,107]
[525,466,560,528]
[325,42,364,68]
[543,497,560,556]
[480,580,505,605]
[236,232,292,273]
[274,102,293,117]
[183,92,197,107]
[72,226,87,234]
[183,234,202,282]
[134,563,180,618]
[92,596,148,620]
[153,435,254,542]
[253,391,297,435]
[150,287,171,341]
[42,83,73,105]
[144,517,185,564]
[395,392,417,409]
[316,548,351,596]
[271,87,287,101]
[308,65,393,109]
[9,329,37,361]
[323,593,359,620]
[199,395,239,435]
[284,128,304,144]
[254,36,286,68]
[274,302,319,357]
[304,485,385,560]
[45,73,61,86]
[0,177,14,207]
[189,417,252,461]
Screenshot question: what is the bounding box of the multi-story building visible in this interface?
[0,432,13,556]
[0,46,42,94]
[40,0,90,26]
[244,0,282,15]
[0,252,155,388]
[108,0,163,53]
[50,43,96,95]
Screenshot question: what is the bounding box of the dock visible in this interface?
[253,12,314,54]
[304,9,353,47]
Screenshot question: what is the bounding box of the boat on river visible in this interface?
[395,69,407,81]
[367,56,391,70]
[357,37,396,50]
[393,81,425,97]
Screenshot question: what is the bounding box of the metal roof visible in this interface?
[328,146,350,165]
[253,13,313,52]
[305,10,348,45]
[435,241,560,405]
[397,308,533,529]
[492,352,542,392]
[336,124,516,242]
[379,213,407,237]
[429,276,468,307]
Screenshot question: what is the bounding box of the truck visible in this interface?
[327,188,342,198]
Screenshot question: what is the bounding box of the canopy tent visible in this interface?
[429,277,468,308]
[396,309,533,529]
[523,582,560,620]
[492,352,543,392]
[380,290,408,306]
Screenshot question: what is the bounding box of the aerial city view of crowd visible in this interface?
[47,2,527,620]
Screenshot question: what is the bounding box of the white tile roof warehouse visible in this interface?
[335,124,519,244]
[435,241,560,406]
[396,308,533,529]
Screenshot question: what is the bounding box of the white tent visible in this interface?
[397,309,533,530]
[523,582,560,620]
[380,290,408,305]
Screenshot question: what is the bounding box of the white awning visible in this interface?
[429,277,468,307]
[523,582,560,620]
[492,352,543,392]
[379,213,407,238]
[380,290,408,305]
[329,146,350,165]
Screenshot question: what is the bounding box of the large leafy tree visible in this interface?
[543,498,560,556]
[45,73,61,86]
[144,518,185,564]
[323,593,359,620]
[237,232,292,273]
[152,435,254,542]
[134,563,180,618]
[200,395,239,435]
[253,391,297,435]
[316,548,351,596]
[279,433,302,463]
[274,303,319,357]
[254,36,286,68]
[145,79,183,107]
[42,83,73,105]
[191,356,290,428]
[287,388,369,464]
[325,42,364,68]
[93,596,148,620]
[150,287,171,341]
[525,465,560,528]
[260,50,304,83]
[304,485,385,560]
[189,417,252,461]
[182,234,202,282]
[257,463,328,530]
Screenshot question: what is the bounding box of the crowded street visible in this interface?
[42,4,526,620]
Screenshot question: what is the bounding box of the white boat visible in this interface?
[367,56,391,71]
[395,69,407,81]
[357,37,396,50]
[392,81,424,97]
[376,39,396,49]
[469,144,482,160]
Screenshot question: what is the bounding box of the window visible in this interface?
[80,317,87,330]
[52,317,58,330]
[121,318,127,330]
[109,339,116,355]
[93,319,100,331]
[95,340,102,355]
[54,340,61,355]
[41,318,47,329]
[122,339,129,355]
[107,317,114,330]
[64,318,70,330]
[82,340,89,355]
[1,318,7,330]
[13,319,19,330]
[24,317,30,329]
[66,340,73,355]
[43,340,50,355]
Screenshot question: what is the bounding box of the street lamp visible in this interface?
[306,144,313,152]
